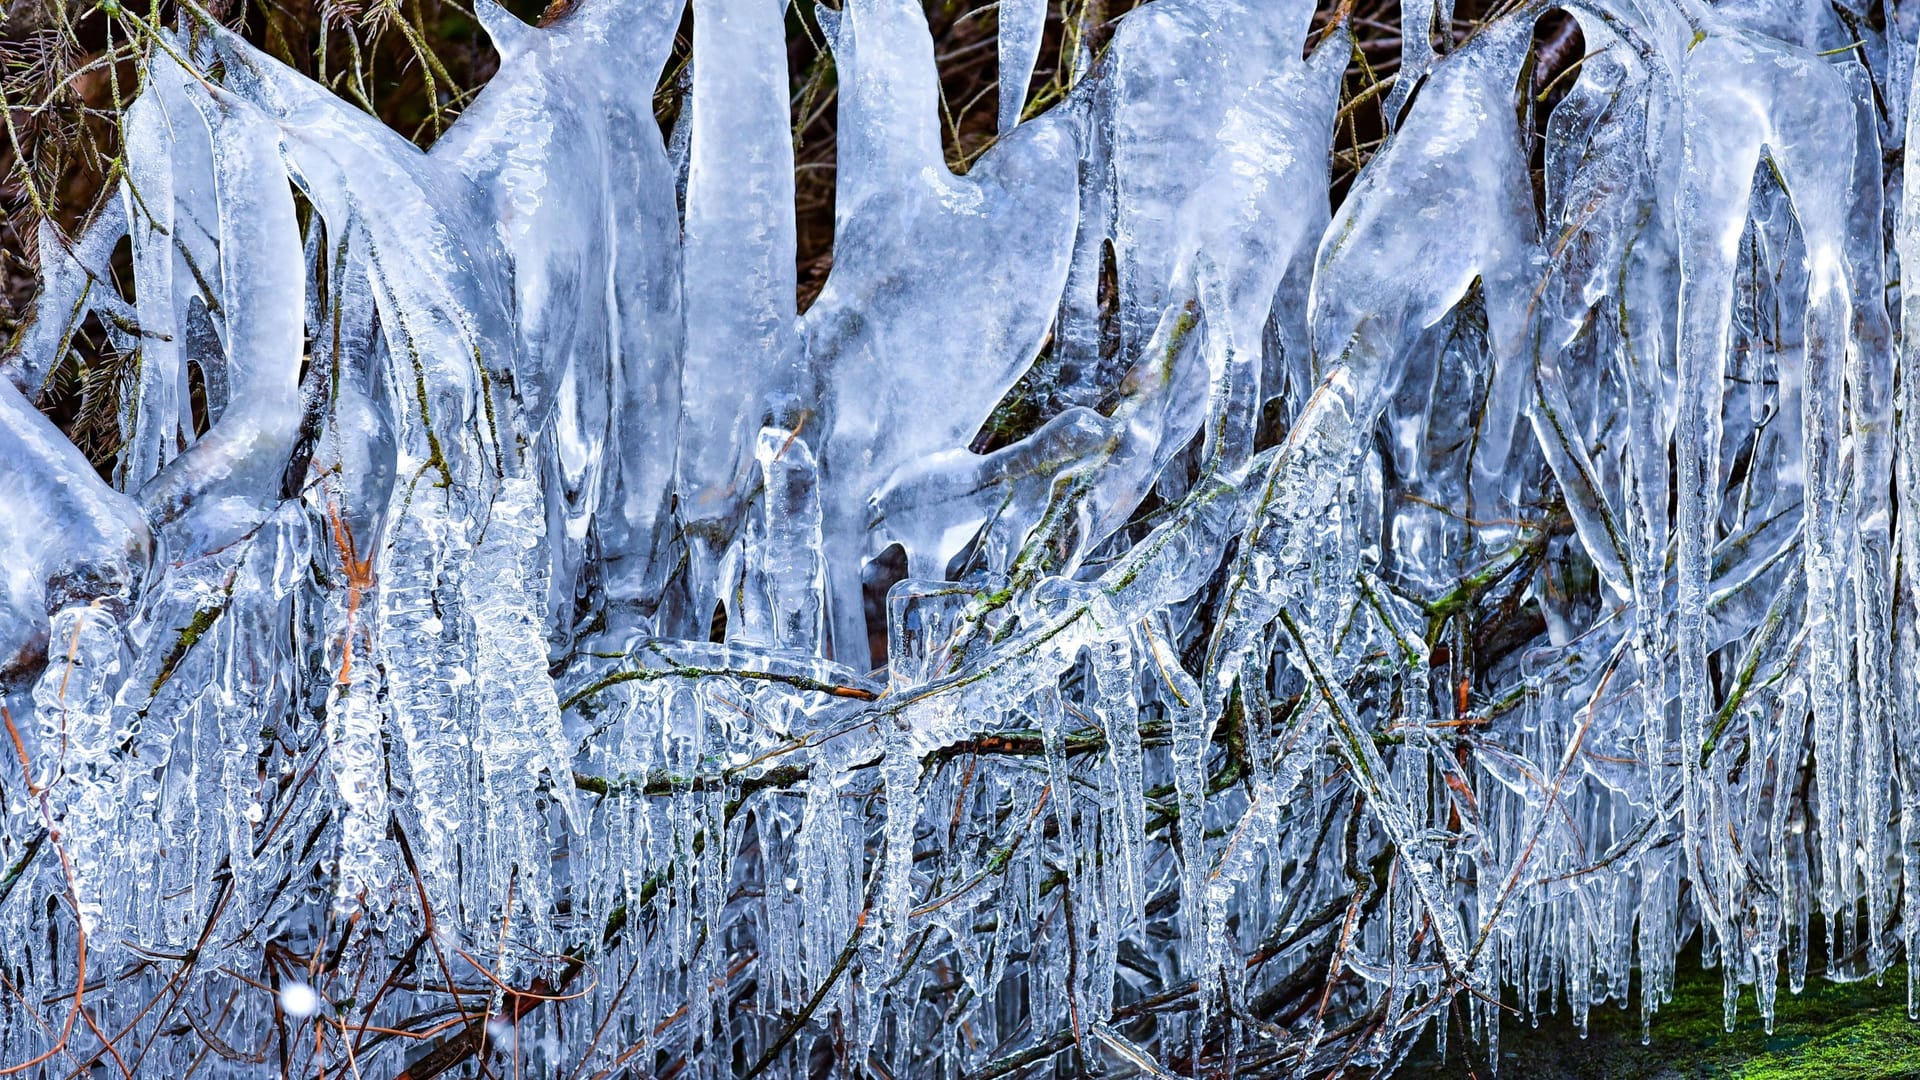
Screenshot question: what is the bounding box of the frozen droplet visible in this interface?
[279,982,320,1018]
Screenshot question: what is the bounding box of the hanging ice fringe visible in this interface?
[0,0,1916,1073]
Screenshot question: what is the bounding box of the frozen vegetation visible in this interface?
[0,0,1916,1074]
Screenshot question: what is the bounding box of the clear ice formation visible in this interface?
[0,0,1915,1073]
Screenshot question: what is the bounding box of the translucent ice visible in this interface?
[1,0,1917,1074]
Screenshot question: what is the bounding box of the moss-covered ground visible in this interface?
[1401,949,1920,1078]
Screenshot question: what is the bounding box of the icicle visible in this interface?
[466,475,579,948]
[33,605,128,940]
[676,0,801,621]
[1,209,127,397]
[1387,0,1441,127]
[1093,637,1145,925]
[997,0,1044,135]
[1895,13,1920,1017]
[749,426,827,654]
[117,55,203,488]
[379,506,475,918]
[806,0,1077,660]
[0,379,150,679]
[140,88,307,559]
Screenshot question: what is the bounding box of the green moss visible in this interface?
[148,596,230,697]
[1734,1008,1920,1078]
[1609,952,1920,1079]
[1406,945,1920,1078]
[1719,982,1920,1080]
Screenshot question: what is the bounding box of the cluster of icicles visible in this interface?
[0,0,1915,1073]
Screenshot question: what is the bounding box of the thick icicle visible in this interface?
[676,0,801,623]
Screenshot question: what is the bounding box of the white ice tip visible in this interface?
[279,982,321,1019]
